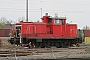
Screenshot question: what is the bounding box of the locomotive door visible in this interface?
[26,25,35,38]
[61,20,66,37]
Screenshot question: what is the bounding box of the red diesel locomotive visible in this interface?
[9,13,80,48]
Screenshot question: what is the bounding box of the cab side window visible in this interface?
[54,19,60,24]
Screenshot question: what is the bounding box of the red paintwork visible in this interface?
[14,15,78,39]
[66,24,77,38]
[42,16,49,23]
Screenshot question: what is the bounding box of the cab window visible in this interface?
[54,19,60,24]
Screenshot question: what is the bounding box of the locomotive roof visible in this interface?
[16,22,47,25]
[51,17,67,20]
[45,15,66,19]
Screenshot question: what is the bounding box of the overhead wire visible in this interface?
[0,0,90,14]
[1,0,90,4]
[0,8,90,14]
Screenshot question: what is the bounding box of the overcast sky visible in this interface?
[0,0,90,28]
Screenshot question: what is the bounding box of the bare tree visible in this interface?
[0,17,7,24]
[0,17,15,24]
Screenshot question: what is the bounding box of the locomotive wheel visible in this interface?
[40,43,45,48]
[51,42,54,46]
[45,42,51,48]
[48,42,51,48]
[55,42,60,48]
[64,42,70,48]
[35,42,40,48]
[67,42,70,47]
[61,42,66,48]
[64,42,68,48]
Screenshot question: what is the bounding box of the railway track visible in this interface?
[0,46,88,57]
[0,44,90,59]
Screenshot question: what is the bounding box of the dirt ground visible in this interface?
[0,37,21,49]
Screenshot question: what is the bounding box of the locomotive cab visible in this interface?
[42,13,66,25]
[53,17,66,25]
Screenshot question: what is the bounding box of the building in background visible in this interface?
[84,30,90,44]
[0,24,15,37]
